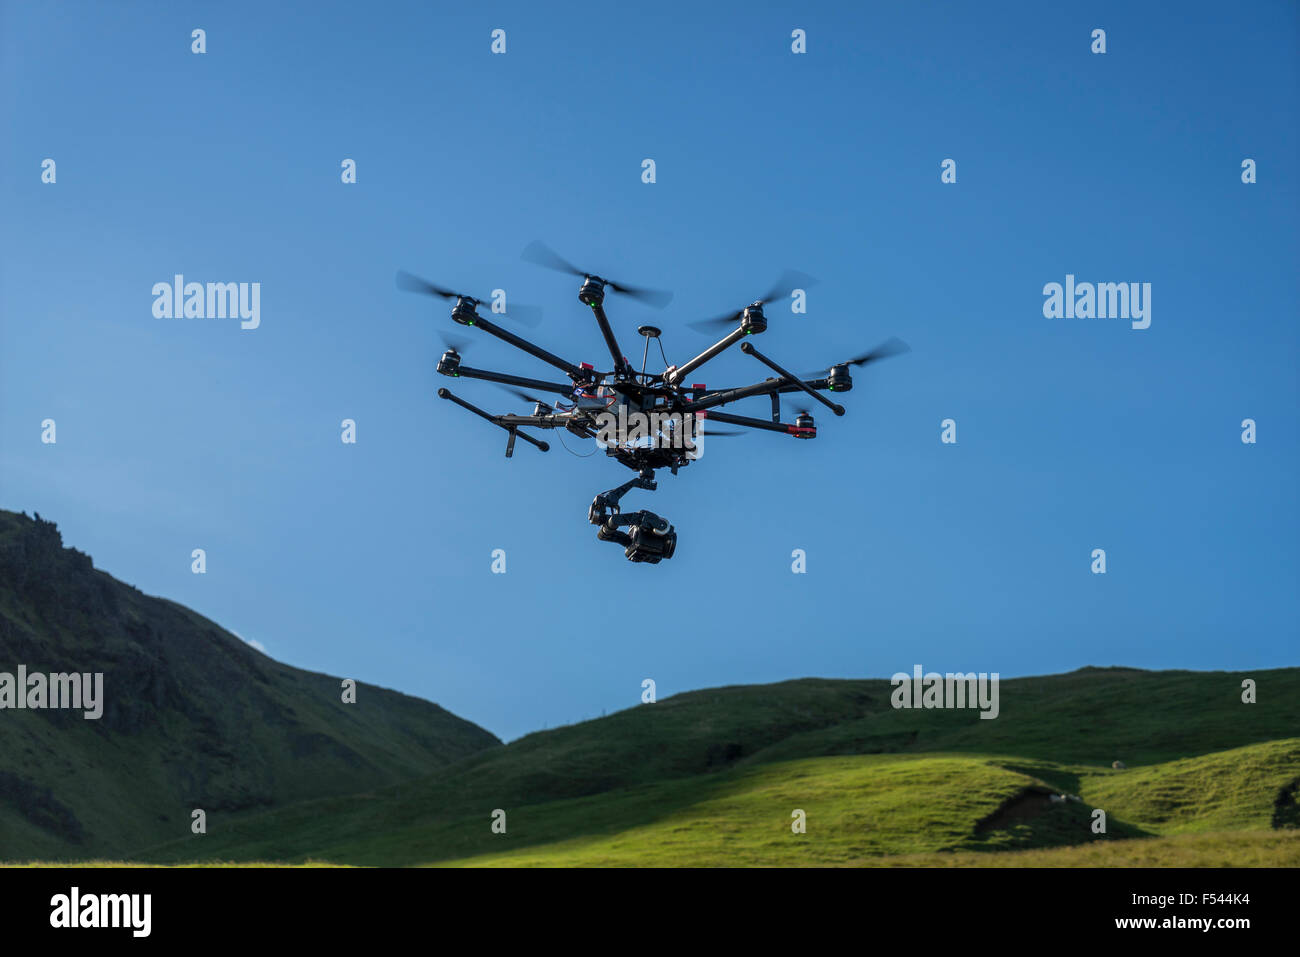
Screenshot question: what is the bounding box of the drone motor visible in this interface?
[451,297,481,326]
[793,411,816,438]
[578,277,607,307]
[437,349,462,376]
[739,302,768,335]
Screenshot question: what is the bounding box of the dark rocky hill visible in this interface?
[0,509,500,860]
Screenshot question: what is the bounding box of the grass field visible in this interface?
[110,668,1298,868]
[14,831,1299,868]
[426,741,1299,867]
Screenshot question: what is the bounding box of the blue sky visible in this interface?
[2,1,1296,740]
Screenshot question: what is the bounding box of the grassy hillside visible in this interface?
[17,831,1300,867]
[134,668,1300,866]
[6,509,1293,867]
[0,510,500,860]
[430,740,1298,867]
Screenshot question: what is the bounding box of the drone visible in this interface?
[400,241,909,564]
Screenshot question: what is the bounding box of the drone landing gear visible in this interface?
[588,469,677,564]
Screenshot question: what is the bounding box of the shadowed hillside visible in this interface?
[0,510,500,860]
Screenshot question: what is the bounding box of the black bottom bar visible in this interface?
[1,865,1288,944]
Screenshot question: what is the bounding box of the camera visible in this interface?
[626,513,677,563]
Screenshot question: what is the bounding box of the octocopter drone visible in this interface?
[400,241,909,563]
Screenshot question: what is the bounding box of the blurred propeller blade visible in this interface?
[606,280,674,309]
[396,269,460,300]
[522,240,673,309]
[800,337,911,378]
[686,308,744,332]
[520,240,584,277]
[757,269,820,306]
[439,331,472,353]
[688,269,820,331]
[845,336,911,367]
[495,383,556,411]
[496,301,544,328]
[399,270,542,326]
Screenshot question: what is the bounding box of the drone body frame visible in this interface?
[407,245,907,563]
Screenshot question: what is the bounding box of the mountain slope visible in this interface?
[0,510,500,860]
[135,667,1300,866]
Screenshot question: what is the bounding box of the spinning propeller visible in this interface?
[521,241,674,309]
[801,337,911,377]
[396,270,543,327]
[688,270,819,331]
[438,331,472,354]
[495,384,560,414]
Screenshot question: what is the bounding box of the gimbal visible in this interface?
[587,470,676,563]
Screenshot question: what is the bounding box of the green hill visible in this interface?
[5,507,1295,867]
[133,668,1300,866]
[0,510,500,860]
[432,740,1299,867]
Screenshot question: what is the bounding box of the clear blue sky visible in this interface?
[3,1,1296,740]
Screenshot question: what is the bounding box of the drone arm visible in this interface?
[494,413,567,430]
[448,365,576,399]
[777,378,829,393]
[590,302,633,378]
[699,409,806,436]
[665,326,748,387]
[491,412,597,441]
[680,372,836,414]
[680,377,788,413]
[437,388,550,454]
[740,341,844,416]
[471,315,584,379]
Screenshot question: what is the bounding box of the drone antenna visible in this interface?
[637,325,662,382]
